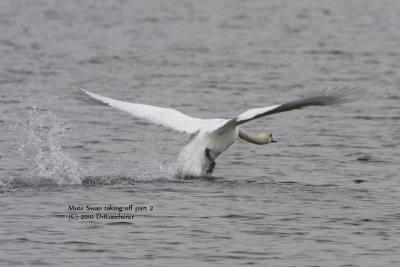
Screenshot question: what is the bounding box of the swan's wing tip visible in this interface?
[80,88,95,97]
[311,86,368,104]
[79,88,114,107]
[80,88,94,99]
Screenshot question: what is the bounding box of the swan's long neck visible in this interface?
[238,127,269,145]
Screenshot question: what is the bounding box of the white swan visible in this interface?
[81,87,365,178]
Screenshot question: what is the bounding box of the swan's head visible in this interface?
[261,131,277,144]
[238,127,277,145]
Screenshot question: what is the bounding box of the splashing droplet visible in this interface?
[19,108,84,185]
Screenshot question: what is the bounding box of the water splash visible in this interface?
[11,106,180,187]
[19,107,84,185]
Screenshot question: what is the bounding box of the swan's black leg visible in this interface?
[205,148,216,175]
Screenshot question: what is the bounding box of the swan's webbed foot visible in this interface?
[205,148,216,175]
[206,161,215,175]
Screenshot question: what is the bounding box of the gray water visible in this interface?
[1,0,400,266]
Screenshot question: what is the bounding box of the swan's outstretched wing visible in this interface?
[235,86,366,125]
[81,89,203,134]
[211,86,366,133]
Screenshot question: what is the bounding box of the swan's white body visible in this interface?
[81,87,365,177]
[177,124,238,177]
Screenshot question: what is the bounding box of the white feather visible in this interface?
[81,89,205,134]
